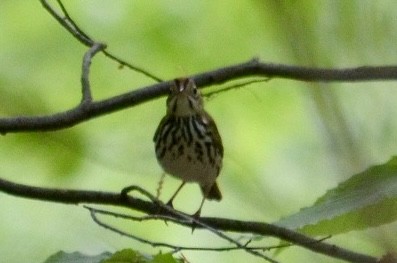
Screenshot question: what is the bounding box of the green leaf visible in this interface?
[102,249,147,263]
[276,156,397,235]
[150,253,181,263]
[42,250,182,263]
[43,251,111,263]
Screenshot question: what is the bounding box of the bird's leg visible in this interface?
[192,196,206,218]
[166,181,186,208]
[155,172,166,199]
[190,196,206,233]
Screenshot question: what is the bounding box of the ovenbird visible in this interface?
[154,78,223,216]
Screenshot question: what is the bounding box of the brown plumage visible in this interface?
[154,78,223,215]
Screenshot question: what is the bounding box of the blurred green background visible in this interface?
[1,1,397,262]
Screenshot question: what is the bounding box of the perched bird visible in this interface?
[154,78,223,216]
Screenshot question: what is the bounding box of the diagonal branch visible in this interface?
[41,0,93,46]
[0,177,378,263]
[40,0,163,82]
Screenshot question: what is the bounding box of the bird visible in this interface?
[153,78,223,216]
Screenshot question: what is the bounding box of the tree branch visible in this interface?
[1,55,397,134]
[0,0,393,134]
[0,177,378,263]
[120,185,279,262]
[86,206,281,263]
[86,206,304,253]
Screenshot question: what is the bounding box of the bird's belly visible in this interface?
[158,145,219,186]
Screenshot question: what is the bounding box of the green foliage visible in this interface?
[277,157,397,235]
[43,250,181,263]
[102,249,146,263]
[43,251,111,263]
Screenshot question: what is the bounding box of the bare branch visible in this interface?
[42,0,397,85]
[103,51,163,82]
[85,205,329,253]
[1,2,396,135]
[1,57,397,134]
[0,177,379,263]
[194,58,397,85]
[86,206,281,263]
[40,0,163,82]
[81,43,105,103]
[120,186,278,262]
[204,78,270,99]
[41,0,93,46]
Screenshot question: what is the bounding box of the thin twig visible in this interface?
[40,0,163,82]
[56,0,92,43]
[41,0,93,46]
[102,51,163,82]
[204,78,270,99]
[87,206,184,251]
[81,43,106,103]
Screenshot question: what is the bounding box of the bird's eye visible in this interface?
[193,87,198,95]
